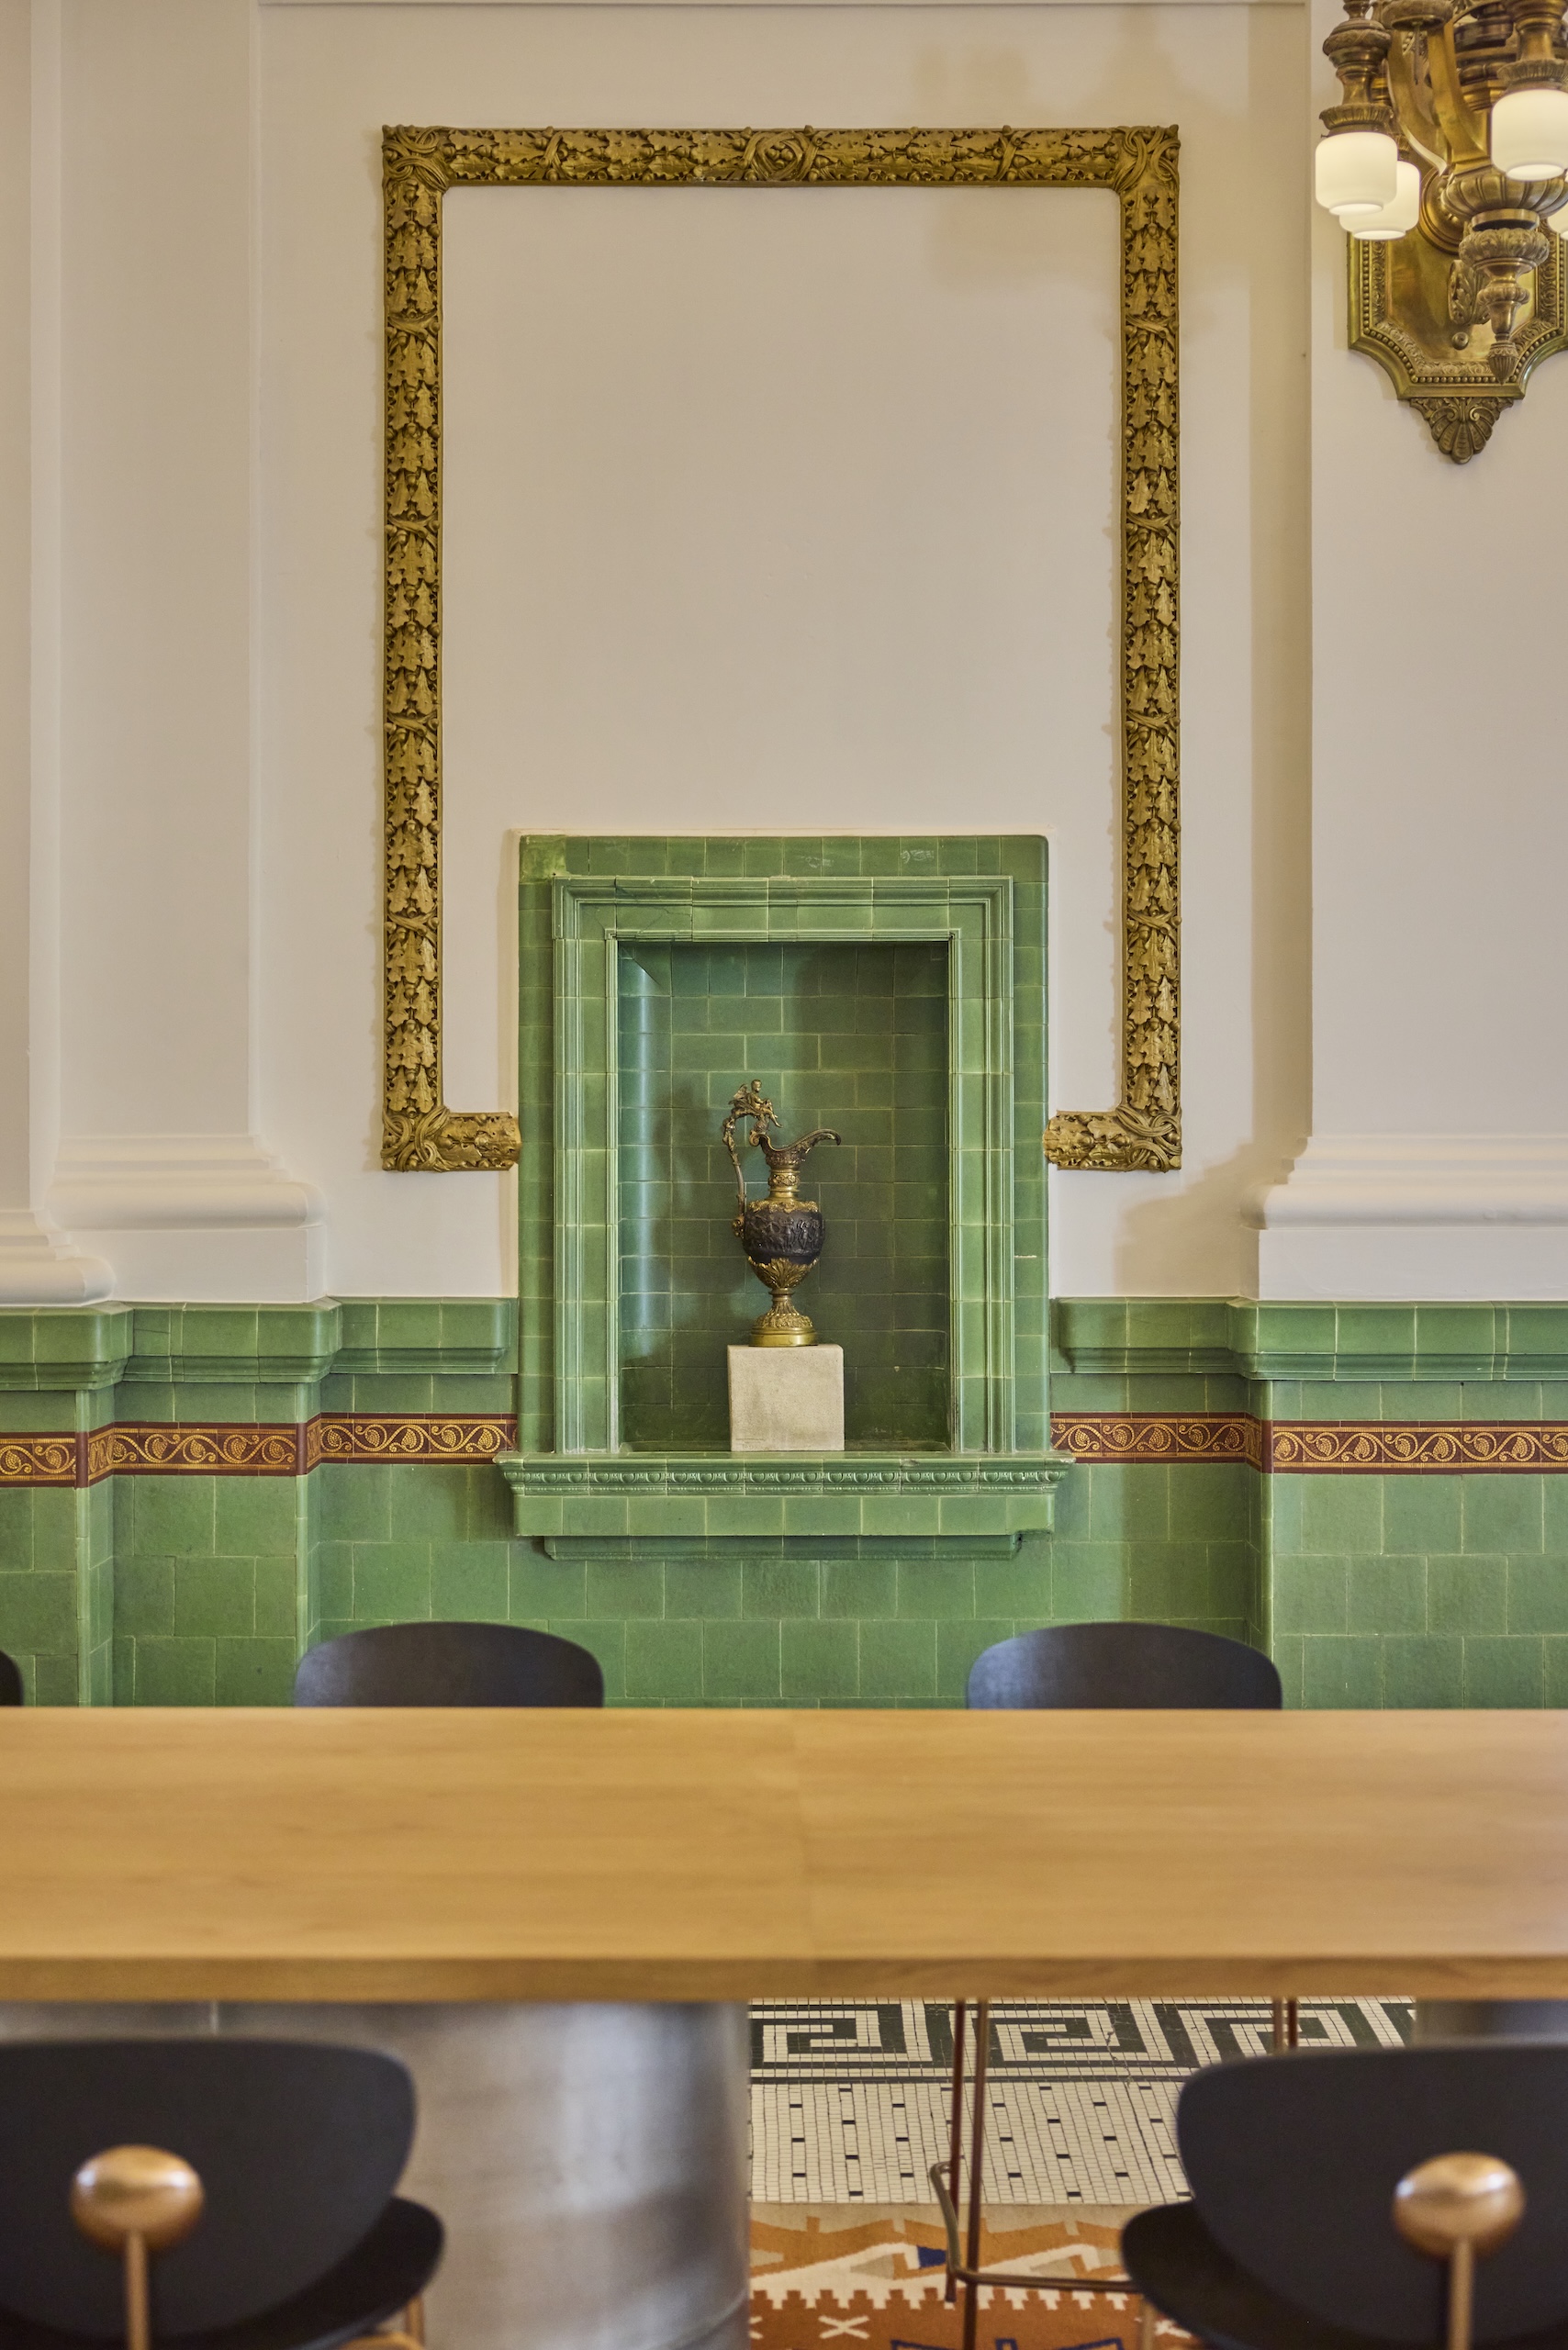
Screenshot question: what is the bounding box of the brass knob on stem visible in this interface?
[1393,2151,1524,2350]
[71,2145,205,2350]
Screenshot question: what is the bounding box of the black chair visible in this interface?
[294,1620,604,1708]
[0,2037,442,2350]
[1123,2042,1568,2350]
[938,1622,1286,2350]
[0,1648,21,1706]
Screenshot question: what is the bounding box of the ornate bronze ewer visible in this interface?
[722,1081,842,1347]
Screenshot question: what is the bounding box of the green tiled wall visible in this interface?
[619,939,948,1449]
[9,1292,1568,1707]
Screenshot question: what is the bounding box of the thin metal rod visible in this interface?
[1139,2297,1156,2350]
[946,2002,968,2304]
[962,1999,991,2350]
[407,2300,426,2347]
[1449,2239,1474,2350]
[1270,1998,1300,2052]
[123,2234,149,2350]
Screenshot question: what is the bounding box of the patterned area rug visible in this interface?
[750,2205,1191,2350]
[750,1998,1413,2202]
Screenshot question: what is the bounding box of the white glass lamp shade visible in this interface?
[1348,159,1422,240]
[1491,85,1568,179]
[1315,128,1399,215]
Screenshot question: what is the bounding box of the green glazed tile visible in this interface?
[896,1560,975,1619]
[742,1559,821,1620]
[134,1638,217,1706]
[1048,1542,1128,1622]
[1428,1554,1507,1635]
[214,1478,297,1558]
[253,1558,298,1639]
[133,1476,217,1555]
[1346,1557,1427,1636]
[1300,1476,1383,1555]
[1379,1635,1463,1708]
[702,1619,781,1701]
[1462,1475,1543,1554]
[0,1571,76,1656]
[1506,1556,1568,1634]
[115,1552,175,1638]
[1272,1558,1350,1638]
[1381,1477,1462,1555]
[30,1492,79,1574]
[781,1619,859,1703]
[822,1558,898,1619]
[429,1543,510,1622]
[352,1539,431,1622]
[624,1618,704,1703]
[174,1558,256,1639]
[1299,1636,1383,1708]
[1463,1634,1544,1707]
[859,1619,936,1700]
[585,1558,663,1622]
[510,1552,587,1620]
[666,1559,742,1620]
[214,1638,297,1707]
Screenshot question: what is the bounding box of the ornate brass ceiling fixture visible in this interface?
[1316,0,1568,457]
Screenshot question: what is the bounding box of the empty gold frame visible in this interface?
[382,126,1182,1173]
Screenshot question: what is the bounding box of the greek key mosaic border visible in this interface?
[382,124,1181,1174]
[1053,1413,1568,1472]
[0,1416,517,1488]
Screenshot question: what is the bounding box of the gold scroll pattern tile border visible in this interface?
[0,1417,518,1488]
[8,1414,1568,1485]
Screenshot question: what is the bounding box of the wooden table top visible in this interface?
[0,1706,1564,2001]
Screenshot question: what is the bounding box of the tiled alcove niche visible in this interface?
[498,837,1067,1553]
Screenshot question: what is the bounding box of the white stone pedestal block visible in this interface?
[728,1346,844,1451]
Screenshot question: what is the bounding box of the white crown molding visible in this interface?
[1253,1136,1568,1302]
[0,1213,113,1306]
[1253,1135,1568,1228]
[50,1135,325,1232]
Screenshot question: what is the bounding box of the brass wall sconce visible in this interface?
[1316,0,1568,458]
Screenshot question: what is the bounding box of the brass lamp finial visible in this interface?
[1393,2150,1524,2350]
[71,2145,205,2350]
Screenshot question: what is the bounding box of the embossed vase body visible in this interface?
[736,1197,825,1348]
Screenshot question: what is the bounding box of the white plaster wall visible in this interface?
[254,0,1311,1296]
[1250,0,1568,1300]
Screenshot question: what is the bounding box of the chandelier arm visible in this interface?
[1387,31,1450,166]
[1424,17,1493,163]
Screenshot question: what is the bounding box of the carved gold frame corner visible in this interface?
[382,124,1181,1174]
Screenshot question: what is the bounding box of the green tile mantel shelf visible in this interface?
[495,1448,1071,1557]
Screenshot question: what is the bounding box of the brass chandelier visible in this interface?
[1316,0,1568,457]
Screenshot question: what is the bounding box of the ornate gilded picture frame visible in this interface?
[382,125,1181,1173]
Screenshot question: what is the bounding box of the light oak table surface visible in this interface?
[0,1706,1563,2001]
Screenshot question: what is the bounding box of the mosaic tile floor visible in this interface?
[750,1998,1414,2204]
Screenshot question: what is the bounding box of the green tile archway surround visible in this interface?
[501,836,1064,1550]
[6,1293,1568,1707]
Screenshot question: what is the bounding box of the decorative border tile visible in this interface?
[1050,1411,1568,1473]
[306,1414,515,1467]
[0,1433,80,1486]
[1051,1412,1262,1467]
[1266,1421,1568,1474]
[0,1414,518,1487]
[89,1425,306,1479]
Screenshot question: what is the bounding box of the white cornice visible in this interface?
[1254,1136,1568,1228]
[50,1136,325,1232]
[0,1213,113,1305]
